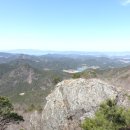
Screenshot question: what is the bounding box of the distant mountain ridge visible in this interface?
[0,52,130,107]
[1,49,130,57]
[0,52,130,70]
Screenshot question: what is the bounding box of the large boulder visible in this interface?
[42,78,125,130]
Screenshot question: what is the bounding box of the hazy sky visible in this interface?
[0,0,130,51]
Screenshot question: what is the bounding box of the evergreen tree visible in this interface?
[82,99,130,130]
[0,96,24,130]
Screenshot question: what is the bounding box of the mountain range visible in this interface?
[1,52,130,129]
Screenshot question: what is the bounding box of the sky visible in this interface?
[0,0,130,52]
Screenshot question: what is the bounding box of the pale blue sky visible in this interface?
[0,0,130,51]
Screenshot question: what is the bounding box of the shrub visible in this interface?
[53,77,62,85]
[81,99,130,130]
[0,96,24,130]
[72,73,81,79]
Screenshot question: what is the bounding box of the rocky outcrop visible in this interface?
[7,78,130,130]
[41,78,129,130]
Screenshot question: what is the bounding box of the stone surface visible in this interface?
[41,78,121,130]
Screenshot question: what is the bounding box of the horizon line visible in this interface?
[1,49,130,53]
